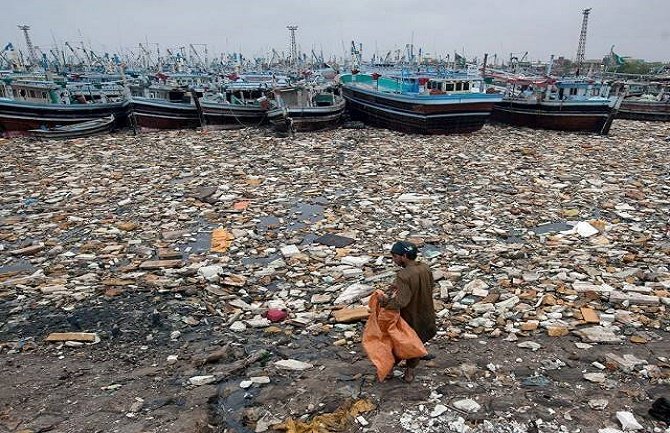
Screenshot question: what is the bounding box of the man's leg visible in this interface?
[404,358,420,383]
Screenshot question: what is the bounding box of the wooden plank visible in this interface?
[45,332,98,342]
[332,307,370,323]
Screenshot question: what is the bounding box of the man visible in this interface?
[380,241,437,383]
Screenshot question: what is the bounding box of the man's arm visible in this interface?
[384,276,412,310]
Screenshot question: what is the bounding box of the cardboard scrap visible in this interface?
[211,227,234,253]
[580,307,600,323]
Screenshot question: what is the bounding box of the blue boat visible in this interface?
[340,72,502,134]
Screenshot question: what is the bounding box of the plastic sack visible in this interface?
[362,290,427,381]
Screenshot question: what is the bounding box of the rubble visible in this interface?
[1,122,669,433]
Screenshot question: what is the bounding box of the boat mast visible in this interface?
[575,8,591,76]
[18,25,37,68]
[287,25,298,71]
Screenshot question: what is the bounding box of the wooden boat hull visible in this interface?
[617,100,670,121]
[342,86,497,134]
[29,115,115,139]
[131,97,201,130]
[0,98,129,136]
[268,99,345,132]
[200,101,269,127]
[492,99,615,134]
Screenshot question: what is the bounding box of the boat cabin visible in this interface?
[554,80,611,100]
[67,81,125,103]
[3,80,67,104]
[426,78,483,94]
[201,80,274,106]
[342,73,485,96]
[163,73,213,89]
[505,78,612,102]
[130,83,193,103]
[273,86,338,109]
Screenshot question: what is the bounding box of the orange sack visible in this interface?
[362,290,428,381]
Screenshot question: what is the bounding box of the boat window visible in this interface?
[463,82,470,91]
[455,82,462,91]
[29,90,36,98]
[445,82,455,92]
[42,91,47,98]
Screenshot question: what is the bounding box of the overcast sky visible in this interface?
[3,0,669,63]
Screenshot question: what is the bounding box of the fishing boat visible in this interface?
[199,79,275,128]
[339,72,501,134]
[616,82,670,121]
[129,84,202,130]
[267,84,345,132]
[490,76,621,134]
[29,114,115,139]
[0,79,129,136]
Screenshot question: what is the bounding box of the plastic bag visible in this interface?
[362,290,427,381]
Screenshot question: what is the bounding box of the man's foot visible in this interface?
[403,368,415,383]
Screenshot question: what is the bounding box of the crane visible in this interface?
[189,44,208,69]
[311,49,321,65]
[49,49,61,68]
[0,43,13,69]
[64,42,85,67]
[138,43,154,69]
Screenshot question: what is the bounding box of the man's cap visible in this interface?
[390,241,418,257]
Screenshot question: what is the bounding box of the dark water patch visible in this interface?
[419,244,443,259]
[0,259,36,275]
[257,216,281,232]
[286,202,324,232]
[300,233,319,245]
[184,230,213,255]
[0,291,205,344]
[531,222,571,235]
[313,233,355,248]
[241,253,281,267]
